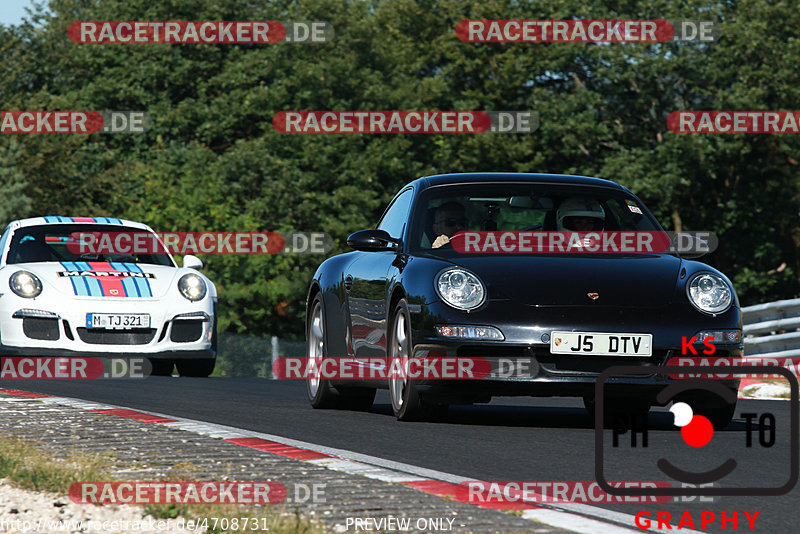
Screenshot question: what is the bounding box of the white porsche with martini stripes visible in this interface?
[0,216,217,377]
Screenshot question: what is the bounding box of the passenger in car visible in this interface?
[556,197,606,232]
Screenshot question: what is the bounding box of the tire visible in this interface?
[176,358,215,377]
[148,359,174,376]
[306,294,377,410]
[388,299,446,421]
[306,294,339,408]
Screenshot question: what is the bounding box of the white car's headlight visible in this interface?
[178,273,207,302]
[9,271,42,298]
[435,268,486,311]
[686,273,733,315]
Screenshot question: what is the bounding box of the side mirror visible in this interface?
[347,229,400,252]
[183,254,204,269]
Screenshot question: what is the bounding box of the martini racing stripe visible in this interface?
[43,216,123,224]
[76,261,104,297]
[111,262,140,297]
[88,262,126,298]
[95,217,124,224]
[123,263,152,297]
[60,261,89,296]
[58,262,152,298]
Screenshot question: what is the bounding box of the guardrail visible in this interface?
[743,298,800,361]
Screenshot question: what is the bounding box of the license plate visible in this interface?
[550,331,652,357]
[86,313,150,329]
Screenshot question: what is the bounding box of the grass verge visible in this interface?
[0,435,321,533]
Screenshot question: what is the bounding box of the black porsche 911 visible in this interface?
[305,173,742,426]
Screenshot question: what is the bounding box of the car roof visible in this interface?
[408,172,631,193]
[7,217,153,232]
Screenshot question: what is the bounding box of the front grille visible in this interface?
[76,328,156,345]
[22,318,60,341]
[170,320,203,343]
[457,346,528,359]
[456,345,672,378]
[535,348,672,376]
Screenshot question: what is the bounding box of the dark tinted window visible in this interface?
[6,225,174,266]
[411,183,662,252]
[377,188,414,239]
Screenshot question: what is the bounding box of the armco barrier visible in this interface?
[742,298,800,364]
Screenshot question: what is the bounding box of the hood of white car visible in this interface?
[12,261,184,299]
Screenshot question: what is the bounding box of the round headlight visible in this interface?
[435,268,486,311]
[178,273,207,302]
[9,271,42,298]
[686,273,733,315]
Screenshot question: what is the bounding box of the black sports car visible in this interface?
[305,173,742,425]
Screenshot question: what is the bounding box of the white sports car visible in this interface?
[0,216,217,377]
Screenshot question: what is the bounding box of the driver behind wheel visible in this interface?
[431,202,467,249]
[557,198,605,232]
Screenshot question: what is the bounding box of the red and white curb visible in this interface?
[0,388,700,534]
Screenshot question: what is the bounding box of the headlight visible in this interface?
[686,273,733,315]
[178,273,207,302]
[435,268,486,311]
[9,271,42,298]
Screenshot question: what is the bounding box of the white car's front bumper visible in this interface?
[0,294,216,360]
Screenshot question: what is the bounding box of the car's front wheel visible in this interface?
[306,294,376,410]
[388,299,447,421]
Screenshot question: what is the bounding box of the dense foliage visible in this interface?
[1,0,798,338]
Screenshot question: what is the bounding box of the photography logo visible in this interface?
[594,366,798,497]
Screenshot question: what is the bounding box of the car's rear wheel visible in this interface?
[148,359,174,376]
[176,358,215,377]
[388,299,447,421]
[306,294,376,410]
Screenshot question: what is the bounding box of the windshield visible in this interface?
[411,183,663,253]
[6,224,174,266]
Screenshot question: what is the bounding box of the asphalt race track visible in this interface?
[6,377,797,533]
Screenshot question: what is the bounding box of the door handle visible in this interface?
[344,275,353,291]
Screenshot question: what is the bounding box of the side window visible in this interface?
[605,198,644,230]
[377,188,414,240]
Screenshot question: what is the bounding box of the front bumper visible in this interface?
[402,300,742,402]
[0,295,216,360]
